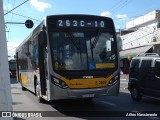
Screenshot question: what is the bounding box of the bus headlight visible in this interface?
[52,77,68,89]
[108,75,119,86]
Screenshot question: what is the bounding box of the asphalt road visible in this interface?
[10,76,160,120]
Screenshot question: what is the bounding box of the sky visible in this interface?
[3,0,160,59]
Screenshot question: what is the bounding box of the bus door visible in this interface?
[16,52,20,82]
[38,31,47,95]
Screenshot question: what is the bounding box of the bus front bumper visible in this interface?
[50,81,120,100]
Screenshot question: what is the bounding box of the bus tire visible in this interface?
[130,85,142,102]
[34,77,37,95]
[35,81,44,103]
[21,85,26,91]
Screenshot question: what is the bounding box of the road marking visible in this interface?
[100,101,116,106]
[149,117,160,120]
[120,79,127,81]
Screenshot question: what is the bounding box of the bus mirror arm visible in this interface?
[39,30,47,95]
[39,31,47,47]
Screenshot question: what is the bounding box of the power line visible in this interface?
[6,0,11,42]
[8,47,17,52]
[12,12,41,22]
[7,0,16,42]
[112,0,133,14]
[111,0,129,13]
[4,10,41,22]
[108,0,122,12]
[4,0,29,15]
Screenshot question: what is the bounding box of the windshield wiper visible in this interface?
[65,30,83,68]
[90,29,102,61]
[65,30,80,50]
[91,29,102,49]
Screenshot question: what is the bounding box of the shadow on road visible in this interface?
[47,92,160,119]
[13,117,25,120]
[12,102,23,105]
[11,78,160,120]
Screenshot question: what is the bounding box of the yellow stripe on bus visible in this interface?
[21,75,28,85]
[61,75,113,89]
[96,63,115,68]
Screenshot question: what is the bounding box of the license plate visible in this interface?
[82,94,94,98]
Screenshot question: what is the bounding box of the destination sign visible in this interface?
[57,20,106,28]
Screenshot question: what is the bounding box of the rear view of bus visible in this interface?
[9,59,16,78]
[47,15,120,100]
[16,15,120,102]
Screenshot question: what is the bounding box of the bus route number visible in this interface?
[57,20,105,28]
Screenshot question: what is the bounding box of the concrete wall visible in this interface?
[120,10,160,50]
[120,25,156,50]
[0,0,13,117]
[153,44,160,54]
[153,28,160,42]
[126,10,157,29]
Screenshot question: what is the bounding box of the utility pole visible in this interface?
[0,0,13,118]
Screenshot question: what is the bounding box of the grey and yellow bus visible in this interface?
[16,15,120,102]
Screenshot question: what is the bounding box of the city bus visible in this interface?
[9,59,16,77]
[16,15,120,103]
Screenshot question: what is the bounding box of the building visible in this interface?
[119,10,160,74]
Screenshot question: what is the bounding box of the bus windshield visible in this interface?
[50,29,117,70]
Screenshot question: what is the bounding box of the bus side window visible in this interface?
[31,34,39,69]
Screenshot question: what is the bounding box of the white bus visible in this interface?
[16,15,120,103]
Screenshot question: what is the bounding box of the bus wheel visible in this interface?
[21,85,26,91]
[130,85,142,102]
[35,82,44,103]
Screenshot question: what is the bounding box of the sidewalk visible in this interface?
[11,78,44,111]
[11,78,52,120]
[120,74,129,81]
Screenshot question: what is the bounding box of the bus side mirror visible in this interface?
[25,20,34,29]
[39,31,47,47]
